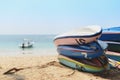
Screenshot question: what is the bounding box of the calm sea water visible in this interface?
[0,35,58,55]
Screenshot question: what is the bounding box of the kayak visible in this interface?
[54,25,102,46]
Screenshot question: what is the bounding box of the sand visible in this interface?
[0,55,120,80]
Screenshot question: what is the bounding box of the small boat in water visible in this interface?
[57,41,104,59]
[54,25,102,46]
[19,39,34,48]
[58,55,110,73]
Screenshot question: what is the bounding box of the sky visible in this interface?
[0,0,120,34]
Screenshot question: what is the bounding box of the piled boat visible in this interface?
[99,27,120,53]
[54,25,102,46]
[99,27,120,68]
[54,25,110,73]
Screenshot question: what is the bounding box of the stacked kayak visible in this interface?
[97,40,120,68]
[54,25,110,73]
[108,58,120,68]
[58,55,109,73]
[54,25,102,46]
[57,41,104,59]
[99,27,120,53]
[106,51,120,62]
[99,27,120,68]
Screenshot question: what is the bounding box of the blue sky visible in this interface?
[0,0,120,34]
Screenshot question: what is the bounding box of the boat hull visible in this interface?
[58,55,110,73]
[99,27,120,41]
[99,27,120,52]
[20,44,33,48]
[99,33,120,42]
[106,51,120,62]
[54,25,102,46]
[54,34,101,46]
[108,58,120,68]
[57,42,104,59]
[106,41,120,53]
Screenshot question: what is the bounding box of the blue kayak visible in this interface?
[99,27,120,42]
[99,27,120,53]
[57,41,104,59]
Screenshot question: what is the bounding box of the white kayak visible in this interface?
[54,25,102,46]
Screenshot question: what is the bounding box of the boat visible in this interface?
[106,51,120,62]
[54,25,102,46]
[103,41,120,53]
[108,58,120,68]
[57,41,104,59]
[58,55,110,73]
[97,40,120,66]
[97,40,120,67]
[97,40,108,50]
[19,39,34,48]
[99,27,120,42]
[99,27,120,53]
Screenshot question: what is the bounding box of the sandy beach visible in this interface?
[0,55,120,80]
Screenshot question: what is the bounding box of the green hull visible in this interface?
[107,43,120,53]
[58,55,110,73]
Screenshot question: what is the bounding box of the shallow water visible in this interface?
[0,34,58,56]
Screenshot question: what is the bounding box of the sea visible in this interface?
[0,35,58,56]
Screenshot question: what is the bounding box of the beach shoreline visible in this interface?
[0,55,120,80]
